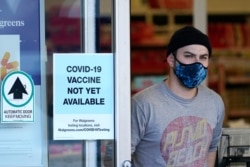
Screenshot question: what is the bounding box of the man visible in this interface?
[131,26,225,167]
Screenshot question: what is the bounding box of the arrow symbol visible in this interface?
[8,77,28,99]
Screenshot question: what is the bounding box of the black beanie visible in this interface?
[166,26,212,56]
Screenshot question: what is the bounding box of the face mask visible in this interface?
[174,58,208,89]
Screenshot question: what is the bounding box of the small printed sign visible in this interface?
[1,70,35,123]
[53,53,114,140]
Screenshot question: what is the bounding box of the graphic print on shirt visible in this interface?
[160,116,212,167]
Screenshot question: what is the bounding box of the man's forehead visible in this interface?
[177,45,209,54]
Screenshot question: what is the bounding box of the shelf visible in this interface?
[213,48,250,54]
[207,0,250,14]
[227,76,250,84]
[131,8,192,16]
[229,109,250,118]
[131,44,166,50]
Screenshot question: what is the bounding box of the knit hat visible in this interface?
[166,26,212,56]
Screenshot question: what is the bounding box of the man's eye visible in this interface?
[184,55,193,58]
[201,56,208,60]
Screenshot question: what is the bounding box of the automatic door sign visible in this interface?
[1,71,34,123]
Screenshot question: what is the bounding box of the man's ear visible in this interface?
[167,54,175,68]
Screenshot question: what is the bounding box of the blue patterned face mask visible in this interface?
[174,58,208,89]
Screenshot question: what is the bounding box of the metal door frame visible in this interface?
[83,0,131,166]
[114,0,131,166]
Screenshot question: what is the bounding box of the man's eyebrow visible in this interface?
[183,51,209,57]
[183,51,196,55]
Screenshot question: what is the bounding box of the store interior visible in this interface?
[130,0,250,129]
[45,0,250,129]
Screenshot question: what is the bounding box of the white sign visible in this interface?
[53,53,114,140]
[1,70,35,123]
[0,1,46,166]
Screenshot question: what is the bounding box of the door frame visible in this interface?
[114,0,131,166]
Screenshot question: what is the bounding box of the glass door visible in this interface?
[46,0,130,166]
